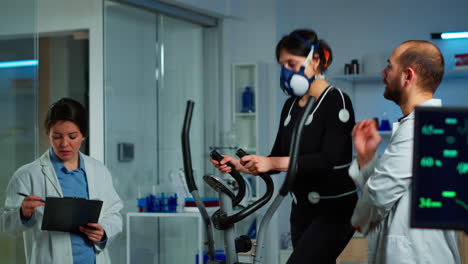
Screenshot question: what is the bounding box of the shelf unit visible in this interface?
[231,63,258,154]
[230,63,260,199]
[329,69,468,83]
[329,69,468,126]
[379,130,392,136]
[328,73,382,83]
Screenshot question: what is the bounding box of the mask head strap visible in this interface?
[292,34,319,68]
[323,50,330,68]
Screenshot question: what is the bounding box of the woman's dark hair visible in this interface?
[45,97,88,136]
[275,29,333,73]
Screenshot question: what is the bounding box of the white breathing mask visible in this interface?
[280,43,318,97]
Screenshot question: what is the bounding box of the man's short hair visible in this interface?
[398,40,444,93]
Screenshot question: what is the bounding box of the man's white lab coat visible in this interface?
[349,99,461,264]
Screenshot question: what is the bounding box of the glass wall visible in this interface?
[104,1,218,263]
[0,1,38,263]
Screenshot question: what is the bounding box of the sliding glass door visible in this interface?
[104,1,218,263]
[0,1,37,263]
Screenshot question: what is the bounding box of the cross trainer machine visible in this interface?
[181,98,315,264]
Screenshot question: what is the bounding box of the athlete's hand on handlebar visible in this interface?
[210,155,246,174]
[239,155,273,175]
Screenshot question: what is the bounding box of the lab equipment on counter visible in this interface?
[137,193,178,213]
[170,169,191,212]
[184,197,219,212]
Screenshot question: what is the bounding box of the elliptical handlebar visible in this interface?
[182,100,197,193]
[210,148,274,230]
[181,100,217,262]
[210,150,246,208]
[235,149,272,183]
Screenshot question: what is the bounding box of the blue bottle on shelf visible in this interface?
[241,86,254,113]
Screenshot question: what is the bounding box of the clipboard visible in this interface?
[41,197,103,233]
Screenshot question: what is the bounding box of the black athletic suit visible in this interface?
[270,86,358,264]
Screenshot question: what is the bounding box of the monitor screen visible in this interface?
[411,106,468,231]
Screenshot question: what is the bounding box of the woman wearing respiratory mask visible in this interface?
[211,29,357,263]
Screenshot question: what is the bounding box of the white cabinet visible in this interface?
[126,212,203,264]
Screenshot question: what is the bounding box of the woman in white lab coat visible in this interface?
[0,98,123,264]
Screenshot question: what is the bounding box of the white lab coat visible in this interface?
[349,99,461,264]
[0,151,123,264]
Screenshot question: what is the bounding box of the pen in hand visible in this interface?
[17,192,46,203]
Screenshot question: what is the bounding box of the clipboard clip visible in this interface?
[63,196,86,200]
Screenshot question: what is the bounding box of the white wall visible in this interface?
[0,1,36,37]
